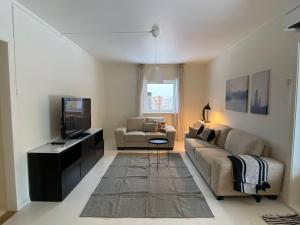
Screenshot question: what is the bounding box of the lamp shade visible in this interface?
[204,103,211,110]
[150,65,162,83]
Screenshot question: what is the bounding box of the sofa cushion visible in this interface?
[145,117,165,123]
[198,122,231,148]
[187,127,199,138]
[143,123,157,132]
[127,117,145,132]
[198,127,219,144]
[194,148,231,183]
[145,132,167,141]
[224,129,265,156]
[185,138,219,150]
[124,131,146,142]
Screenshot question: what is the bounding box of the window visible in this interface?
[143,80,178,113]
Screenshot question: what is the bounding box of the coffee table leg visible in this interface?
[157,144,159,170]
[168,148,169,167]
[148,142,150,167]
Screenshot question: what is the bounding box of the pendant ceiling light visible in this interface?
[150,24,162,82]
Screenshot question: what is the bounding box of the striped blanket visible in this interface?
[227,154,270,201]
[263,214,300,225]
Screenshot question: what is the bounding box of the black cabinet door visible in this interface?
[61,159,81,200]
[81,136,96,177]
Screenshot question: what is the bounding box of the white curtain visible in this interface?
[138,64,184,141]
[174,64,184,141]
[137,64,144,116]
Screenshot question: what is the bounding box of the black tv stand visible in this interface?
[27,128,104,202]
[70,132,91,139]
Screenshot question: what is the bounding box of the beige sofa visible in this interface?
[115,117,176,150]
[185,122,284,200]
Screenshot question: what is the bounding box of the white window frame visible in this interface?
[143,79,178,114]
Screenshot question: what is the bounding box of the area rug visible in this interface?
[262,214,300,224]
[80,153,213,218]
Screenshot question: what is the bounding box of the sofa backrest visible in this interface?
[127,117,145,131]
[224,128,265,156]
[145,117,165,123]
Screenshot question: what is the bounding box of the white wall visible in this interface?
[0,42,8,211]
[205,16,299,203]
[11,5,105,208]
[290,34,300,212]
[0,106,5,211]
[0,0,13,41]
[183,64,208,131]
[102,63,138,140]
[0,1,105,209]
[102,63,208,141]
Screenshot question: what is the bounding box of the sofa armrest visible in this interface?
[114,127,127,147]
[165,125,176,147]
[210,156,285,196]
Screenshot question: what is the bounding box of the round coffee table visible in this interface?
[148,138,169,169]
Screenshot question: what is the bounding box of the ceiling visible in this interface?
[16,0,283,64]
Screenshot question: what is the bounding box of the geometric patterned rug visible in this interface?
[80,153,214,218]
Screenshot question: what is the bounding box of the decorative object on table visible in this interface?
[201,103,211,123]
[250,70,270,115]
[262,214,300,224]
[80,153,213,218]
[225,76,249,112]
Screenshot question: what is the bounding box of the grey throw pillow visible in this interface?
[144,123,157,132]
[198,127,219,144]
[187,127,199,138]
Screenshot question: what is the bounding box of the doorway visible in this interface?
[0,38,18,214]
[0,40,9,215]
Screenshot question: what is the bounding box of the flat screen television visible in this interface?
[61,97,91,139]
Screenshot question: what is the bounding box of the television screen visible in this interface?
[61,97,91,139]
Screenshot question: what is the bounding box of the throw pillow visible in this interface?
[143,123,157,132]
[188,127,199,138]
[198,127,218,143]
[196,124,205,135]
[155,120,167,132]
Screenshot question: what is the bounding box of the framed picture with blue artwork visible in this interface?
[225,75,249,112]
[250,70,270,115]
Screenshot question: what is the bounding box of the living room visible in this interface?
[0,0,300,224]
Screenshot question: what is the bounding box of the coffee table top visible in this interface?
[148,138,169,145]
